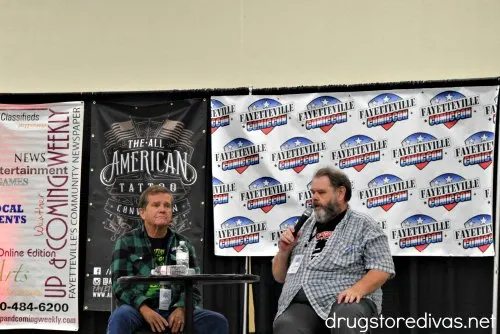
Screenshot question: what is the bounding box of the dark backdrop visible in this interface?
[0,77,498,334]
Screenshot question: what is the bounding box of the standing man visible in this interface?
[107,185,228,334]
[272,167,395,334]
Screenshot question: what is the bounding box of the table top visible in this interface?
[118,273,260,285]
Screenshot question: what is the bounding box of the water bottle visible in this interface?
[176,240,189,269]
[151,265,168,275]
[151,265,187,275]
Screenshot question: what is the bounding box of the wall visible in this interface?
[1,0,499,93]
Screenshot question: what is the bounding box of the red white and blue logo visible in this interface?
[239,98,293,134]
[214,138,267,174]
[358,174,415,211]
[298,96,352,132]
[419,173,480,211]
[331,135,388,172]
[211,99,235,133]
[240,177,293,213]
[454,214,493,252]
[455,131,494,169]
[359,93,415,130]
[217,216,267,252]
[271,137,326,173]
[392,132,451,170]
[298,181,313,208]
[392,214,450,252]
[421,90,479,128]
[485,95,497,123]
[270,216,301,245]
[212,177,236,206]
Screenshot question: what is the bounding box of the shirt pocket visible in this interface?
[332,240,363,266]
[130,254,151,275]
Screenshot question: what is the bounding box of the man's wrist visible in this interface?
[139,303,152,315]
[277,249,292,260]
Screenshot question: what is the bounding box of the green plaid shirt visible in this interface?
[111,223,201,310]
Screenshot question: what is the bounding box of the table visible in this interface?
[118,274,260,334]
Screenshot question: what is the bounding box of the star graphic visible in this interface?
[446,94,453,101]
[416,217,424,225]
[295,139,301,146]
[417,135,424,142]
[355,137,362,145]
[263,180,270,186]
[263,101,270,108]
[236,219,242,226]
[434,98,440,104]
[227,145,232,150]
[446,176,453,183]
[251,184,258,189]
[322,99,328,106]
[238,141,243,147]
[371,101,378,107]
[383,177,390,184]
[481,134,488,141]
[405,140,411,146]
[434,180,440,186]
[480,217,487,224]
[371,181,378,187]
[469,138,475,144]
[383,96,391,103]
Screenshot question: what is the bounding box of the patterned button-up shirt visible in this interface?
[275,207,395,320]
[111,223,201,310]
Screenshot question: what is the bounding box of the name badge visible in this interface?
[287,255,304,274]
[159,288,172,310]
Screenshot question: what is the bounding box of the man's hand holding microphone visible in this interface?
[272,208,312,283]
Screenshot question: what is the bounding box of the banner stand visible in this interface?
[242,86,253,334]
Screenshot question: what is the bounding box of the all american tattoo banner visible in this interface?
[84,99,207,311]
[0,102,83,330]
[211,86,498,257]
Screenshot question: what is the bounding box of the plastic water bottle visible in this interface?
[151,265,187,275]
[151,265,168,275]
[176,240,189,269]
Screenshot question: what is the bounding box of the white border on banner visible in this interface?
[491,93,500,334]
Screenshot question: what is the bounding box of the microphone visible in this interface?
[292,208,313,238]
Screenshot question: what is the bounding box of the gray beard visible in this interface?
[313,201,340,223]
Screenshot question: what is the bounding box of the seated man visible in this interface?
[272,167,395,334]
[107,185,228,334]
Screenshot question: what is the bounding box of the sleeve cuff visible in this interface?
[365,265,396,279]
[133,295,151,310]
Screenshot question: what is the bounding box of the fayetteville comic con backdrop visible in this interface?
[83,99,208,311]
[211,86,499,257]
[0,102,84,330]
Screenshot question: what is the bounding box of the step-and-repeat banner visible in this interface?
[84,99,208,311]
[0,102,83,330]
[211,86,498,257]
